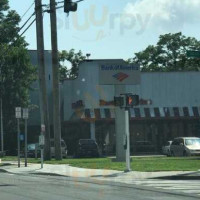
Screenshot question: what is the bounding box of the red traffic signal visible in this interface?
[126,95,139,107]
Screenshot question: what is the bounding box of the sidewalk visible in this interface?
[0,160,197,180]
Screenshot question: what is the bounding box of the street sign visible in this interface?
[99,61,141,85]
[20,134,24,141]
[23,108,29,119]
[39,135,45,146]
[15,107,21,119]
[41,124,45,133]
[187,50,200,58]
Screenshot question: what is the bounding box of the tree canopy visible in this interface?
[59,49,86,80]
[0,0,36,150]
[128,32,200,72]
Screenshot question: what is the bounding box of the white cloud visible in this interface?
[124,0,200,32]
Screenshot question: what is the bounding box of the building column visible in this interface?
[90,121,96,140]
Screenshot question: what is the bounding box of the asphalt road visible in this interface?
[0,172,198,200]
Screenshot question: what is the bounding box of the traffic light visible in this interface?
[114,96,124,107]
[64,0,78,13]
[126,95,139,107]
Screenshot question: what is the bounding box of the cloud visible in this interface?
[124,0,200,32]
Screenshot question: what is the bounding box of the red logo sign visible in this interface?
[113,72,129,82]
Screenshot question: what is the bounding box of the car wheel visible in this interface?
[167,150,171,157]
[171,151,175,157]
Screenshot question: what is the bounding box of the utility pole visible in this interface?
[49,0,62,160]
[35,0,51,160]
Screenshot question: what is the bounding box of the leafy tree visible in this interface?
[0,0,37,151]
[59,49,86,80]
[128,32,200,72]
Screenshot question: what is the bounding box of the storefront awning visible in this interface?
[70,107,200,121]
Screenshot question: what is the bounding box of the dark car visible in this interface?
[74,139,99,158]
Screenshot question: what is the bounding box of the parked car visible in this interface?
[170,137,200,156]
[134,141,155,153]
[50,139,68,158]
[162,141,172,156]
[27,143,40,158]
[27,139,67,158]
[74,139,99,158]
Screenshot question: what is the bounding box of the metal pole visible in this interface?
[0,98,3,153]
[41,137,44,169]
[35,0,51,160]
[114,85,126,162]
[24,118,28,167]
[125,108,131,172]
[50,0,62,160]
[17,118,20,168]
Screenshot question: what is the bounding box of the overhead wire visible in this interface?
[21,1,35,19]
[19,18,36,37]
[19,12,35,32]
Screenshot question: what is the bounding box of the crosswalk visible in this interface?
[94,177,200,196]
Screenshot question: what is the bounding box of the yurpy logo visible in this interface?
[113,72,129,82]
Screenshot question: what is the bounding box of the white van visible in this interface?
[170,137,200,156]
[50,139,68,158]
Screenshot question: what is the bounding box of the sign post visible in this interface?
[15,107,21,168]
[23,108,29,167]
[39,124,45,169]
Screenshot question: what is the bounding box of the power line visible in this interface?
[21,1,35,19]
[19,12,35,32]
[20,18,36,37]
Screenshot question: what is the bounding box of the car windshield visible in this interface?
[28,144,35,150]
[185,139,200,146]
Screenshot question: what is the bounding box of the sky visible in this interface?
[9,0,200,60]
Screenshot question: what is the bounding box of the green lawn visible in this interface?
[2,156,200,172]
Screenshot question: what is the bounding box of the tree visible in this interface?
[0,0,37,152]
[59,49,86,80]
[128,32,200,72]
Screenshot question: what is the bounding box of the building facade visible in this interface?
[28,52,200,155]
[62,60,200,155]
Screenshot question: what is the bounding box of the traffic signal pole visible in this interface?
[114,93,139,171]
[114,85,126,162]
[125,108,131,172]
[35,0,51,160]
[50,0,62,160]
